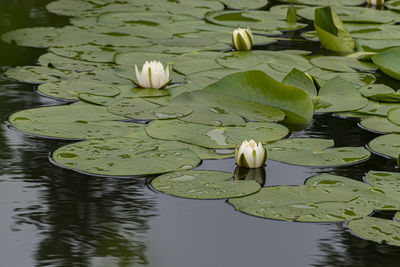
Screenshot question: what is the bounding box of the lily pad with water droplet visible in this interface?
[229,185,374,222]
[348,217,400,246]
[314,76,368,113]
[152,170,261,199]
[107,98,192,120]
[388,108,400,126]
[369,134,400,159]
[146,119,289,149]
[365,171,400,200]
[265,138,371,167]
[204,70,314,125]
[359,84,400,103]
[372,48,400,80]
[360,117,400,134]
[52,138,201,177]
[8,103,145,140]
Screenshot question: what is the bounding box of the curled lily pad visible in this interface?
[151,170,261,199]
[146,119,289,149]
[388,108,400,126]
[52,138,201,177]
[372,48,400,80]
[360,117,400,134]
[368,134,400,159]
[37,80,120,101]
[8,103,144,140]
[348,217,400,246]
[359,84,400,103]
[282,68,317,97]
[107,98,192,120]
[229,185,373,222]
[204,70,314,125]
[265,138,371,167]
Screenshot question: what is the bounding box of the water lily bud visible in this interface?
[134,61,171,89]
[366,0,384,5]
[232,28,253,51]
[235,140,267,168]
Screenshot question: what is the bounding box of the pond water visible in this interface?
[1,0,400,266]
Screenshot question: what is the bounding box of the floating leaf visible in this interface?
[388,108,400,126]
[219,0,268,9]
[355,100,399,116]
[265,138,371,166]
[348,217,400,247]
[310,56,377,73]
[146,119,289,149]
[280,0,364,6]
[359,84,400,103]
[282,68,317,97]
[360,117,400,134]
[314,6,355,53]
[229,185,373,222]
[369,134,400,159]
[372,48,400,80]
[204,70,314,125]
[52,138,201,177]
[107,98,192,120]
[151,170,261,199]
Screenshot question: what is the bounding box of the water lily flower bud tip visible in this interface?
[366,0,384,5]
[235,140,267,168]
[134,61,171,89]
[232,28,253,51]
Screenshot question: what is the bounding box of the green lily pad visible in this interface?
[352,25,400,40]
[369,134,400,158]
[265,138,371,166]
[113,51,177,66]
[38,52,111,72]
[355,39,400,53]
[107,98,192,120]
[151,170,261,199]
[348,217,400,246]
[8,103,146,140]
[204,70,314,125]
[359,84,400,103]
[365,171,400,199]
[372,48,400,80]
[146,119,289,149]
[52,138,201,177]
[314,6,355,53]
[282,68,317,97]
[314,76,368,113]
[205,10,306,32]
[388,108,400,125]
[171,91,285,126]
[355,100,399,116]
[360,117,400,134]
[314,72,376,88]
[37,80,120,101]
[310,56,377,73]
[5,66,77,84]
[97,11,173,26]
[229,185,373,222]
[216,51,312,73]
[280,0,364,5]
[219,0,268,9]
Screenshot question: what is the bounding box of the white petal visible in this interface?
[244,147,255,168]
[135,65,143,86]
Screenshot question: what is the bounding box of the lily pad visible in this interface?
[359,84,400,103]
[360,117,400,134]
[151,170,261,199]
[282,68,317,96]
[310,56,377,73]
[365,171,400,199]
[145,119,289,149]
[52,138,201,177]
[265,138,371,167]
[314,6,355,53]
[314,72,376,88]
[314,76,368,113]
[229,185,373,222]
[348,217,400,246]
[372,48,400,80]
[204,70,314,125]
[8,103,144,140]
[355,100,399,116]
[368,134,400,158]
[114,51,177,66]
[388,108,400,125]
[280,0,364,6]
[107,98,192,120]
[219,0,268,9]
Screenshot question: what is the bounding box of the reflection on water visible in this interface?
[2,0,400,266]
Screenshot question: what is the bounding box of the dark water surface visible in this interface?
[1,1,400,266]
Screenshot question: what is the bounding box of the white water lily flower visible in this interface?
[134,61,171,89]
[235,140,267,168]
[232,28,253,51]
[366,0,384,5]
